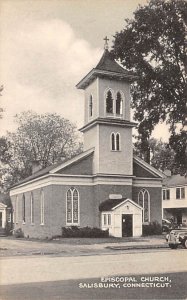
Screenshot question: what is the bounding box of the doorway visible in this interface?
[122,214,133,237]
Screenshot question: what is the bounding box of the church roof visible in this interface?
[10,148,95,189]
[76,49,136,89]
[95,50,131,75]
[99,197,127,211]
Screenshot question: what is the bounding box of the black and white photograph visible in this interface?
[0,0,186,299]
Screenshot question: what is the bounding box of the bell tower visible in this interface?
[76,39,136,176]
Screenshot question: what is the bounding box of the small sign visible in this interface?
[109,194,122,199]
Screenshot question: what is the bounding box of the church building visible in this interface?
[10,42,164,239]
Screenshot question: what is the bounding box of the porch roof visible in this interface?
[99,198,127,211]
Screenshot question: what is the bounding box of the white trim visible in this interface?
[50,147,95,174]
[133,178,162,188]
[10,175,133,195]
[111,198,143,211]
[76,68,136,89]
[133,156,165,178]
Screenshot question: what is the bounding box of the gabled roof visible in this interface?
[99,197,143,212]
[76,49,136,89]
[163,174,187,187]
[133,155,165,179]
[11,148,95,189]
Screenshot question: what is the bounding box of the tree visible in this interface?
[112,0,187,173]
[0,111,83,190]
[134,137,180,174]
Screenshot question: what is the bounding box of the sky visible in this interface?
[0,0,169,140]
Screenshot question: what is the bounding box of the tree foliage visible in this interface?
[134,137,183,174]
[112,0,187,173]
[0,111,83,190]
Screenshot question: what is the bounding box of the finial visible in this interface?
[103,36,109,50]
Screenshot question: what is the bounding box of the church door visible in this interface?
[122,214,133,237]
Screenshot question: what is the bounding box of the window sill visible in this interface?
[40,223,45,226]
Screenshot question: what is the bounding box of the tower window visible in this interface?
[111,133,115,150]
[106,90,113,114]
[116,92,123,115]
[116,133,120,151]
[89,95,93,117]
[111,132,121,151]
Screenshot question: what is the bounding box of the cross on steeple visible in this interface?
[103,36,109,50]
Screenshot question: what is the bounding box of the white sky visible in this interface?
[0,0,169,140]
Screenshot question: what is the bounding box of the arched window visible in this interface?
[89,95,93,117]
[40,190,44,225]
[138,189,150,223]
[111,133,115,150]
[22,194,26,223]
[106,90,113,114]
[116,133,120,151]
[30,192,34,224]
[116,92,123,115]
[111,132,121,151]
[66,188,79,225]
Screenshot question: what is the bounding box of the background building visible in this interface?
[162,172,187,226]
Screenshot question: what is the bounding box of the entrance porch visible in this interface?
[99,197,143,237]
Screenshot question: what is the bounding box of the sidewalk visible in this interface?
[0,235,168,257]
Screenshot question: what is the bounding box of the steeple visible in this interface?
[76,43,136,176]
[76,49,135,90]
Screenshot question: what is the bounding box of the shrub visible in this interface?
[143,221,162,236]
[62,226,109,238]
[14,228,24,238]
[5,221,13,236]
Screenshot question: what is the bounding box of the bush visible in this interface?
[5,221,12,236]
[143,221,162,236]
[62,226,109,238]
[14,228,24,238]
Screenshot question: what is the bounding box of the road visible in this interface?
[1,249,187,299]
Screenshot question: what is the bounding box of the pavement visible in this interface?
[0,235,169,257]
